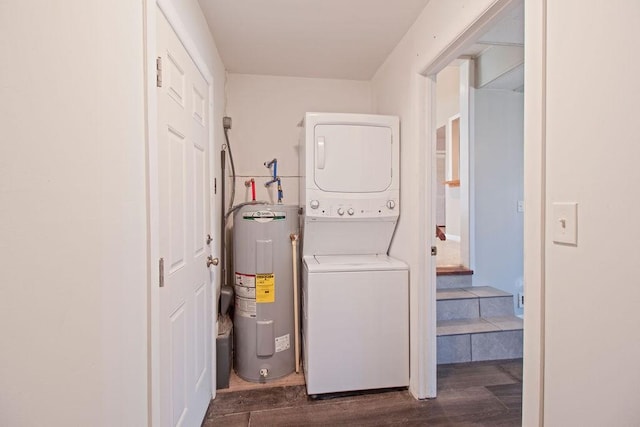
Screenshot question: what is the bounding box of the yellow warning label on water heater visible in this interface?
[255,273,275,303]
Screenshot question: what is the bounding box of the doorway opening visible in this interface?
[428,0,526,371]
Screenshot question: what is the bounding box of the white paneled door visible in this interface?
[157,8,212,427]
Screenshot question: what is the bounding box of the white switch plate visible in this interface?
[517,200,524,213]
[552,202,578,245]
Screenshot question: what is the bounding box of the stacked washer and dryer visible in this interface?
[299,112,409,396]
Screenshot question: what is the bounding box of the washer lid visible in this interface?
[304,254,408,272]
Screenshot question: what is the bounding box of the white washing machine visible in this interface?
[299,112,409,395]
[302,254,408,395]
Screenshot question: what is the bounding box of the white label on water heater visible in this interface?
[235,297,256,318]
[275,333,290,353]
[234,285,256,299]
[234,273,256,298]
[235,272,256,287]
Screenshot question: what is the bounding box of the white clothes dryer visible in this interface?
[299,112,400,256]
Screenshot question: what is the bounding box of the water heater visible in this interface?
[232,204,298,382]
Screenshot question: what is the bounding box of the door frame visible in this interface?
[415,0,545,421]
[144,1,218,425]
[521,1,546,424]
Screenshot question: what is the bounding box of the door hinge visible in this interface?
[431,246,438,256]
[159,257,165,287]
[214,178,217,195]
[156,57,162,88]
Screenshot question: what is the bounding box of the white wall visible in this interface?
[0,1,227,425]
[225,73,373,207]
[437,66,461,237]
[436,66,460,128]
[473,89,524,315]
[0,1,147,425]
[370,0,502,397]
[541,1,640,425]
[445,187,461,238]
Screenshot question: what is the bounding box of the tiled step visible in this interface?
[436,267,473,289]
[437,286,515,320]
[438,329,523,364]
[436,286,522,364]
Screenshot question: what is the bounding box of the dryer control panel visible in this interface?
[304,195,399,219]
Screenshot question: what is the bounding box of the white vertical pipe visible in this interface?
[290,233,300,373]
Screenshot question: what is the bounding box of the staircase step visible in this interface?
[480,295,514,318]
[436,266,474,289]
[436,286,521,363]
[437,316,523,336]
[436,266,474,276]
[472,330,523,362]
[437,286,511,300]
[437,316,523,364]
[436,286,515,320]
[438,318,501,336]
[437,298,479,321]
[437,274,473,289]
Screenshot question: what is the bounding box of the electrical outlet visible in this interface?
[517,292,524,308]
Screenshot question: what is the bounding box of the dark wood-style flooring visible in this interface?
[203,359,522,426]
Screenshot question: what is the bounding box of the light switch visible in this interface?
[552,202,578,245]
[517,200,524,213]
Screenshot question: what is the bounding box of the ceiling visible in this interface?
[198,0,430,80]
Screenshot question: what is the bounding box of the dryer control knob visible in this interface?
[337,208,345,216]
[386,200,396,209]
[310,200,320,209]
[347,208,355,216]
